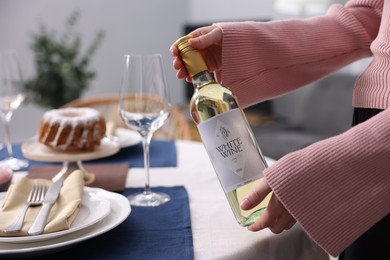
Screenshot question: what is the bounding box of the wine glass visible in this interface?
[0,50,28,170]
[119,54,171,207]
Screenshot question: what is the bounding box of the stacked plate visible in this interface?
[0,187,131,257]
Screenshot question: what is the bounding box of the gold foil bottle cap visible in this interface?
[176,35,208,77]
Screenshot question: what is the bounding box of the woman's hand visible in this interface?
[241,178,296,233]
[170,25,223,82]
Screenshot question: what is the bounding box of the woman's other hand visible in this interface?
[241,178,296,234]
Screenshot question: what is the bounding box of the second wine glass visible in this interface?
[0,50,28,170]
[119,54,171,207]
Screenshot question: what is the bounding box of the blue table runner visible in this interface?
[40,186,194,259]
[2,140,177,171]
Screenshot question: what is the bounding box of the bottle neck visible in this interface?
[192,70,215,89]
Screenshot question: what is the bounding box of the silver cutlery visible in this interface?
[3,182,46,233]
[28,162,69,236]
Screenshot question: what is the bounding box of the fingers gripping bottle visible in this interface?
[176,35,269,226]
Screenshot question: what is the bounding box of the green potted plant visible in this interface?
[25,10,105,108]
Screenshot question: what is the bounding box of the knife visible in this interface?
[28,162,69,236]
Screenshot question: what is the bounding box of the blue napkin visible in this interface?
[39,186,194,260]
[2,140,177,172]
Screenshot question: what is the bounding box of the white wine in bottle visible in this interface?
[176,35,270,226]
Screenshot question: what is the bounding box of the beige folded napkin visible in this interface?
[0,170,84,237]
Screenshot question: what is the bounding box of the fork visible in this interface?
[3,182,46,233]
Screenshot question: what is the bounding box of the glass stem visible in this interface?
[1,113,13,158]
[142,133,153,194]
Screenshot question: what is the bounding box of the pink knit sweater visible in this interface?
[215,0,389,257]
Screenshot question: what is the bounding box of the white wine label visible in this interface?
[198,108,266,192]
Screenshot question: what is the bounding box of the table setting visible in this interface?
[0,137,191,258]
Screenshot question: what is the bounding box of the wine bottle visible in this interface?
[176,35,270,226]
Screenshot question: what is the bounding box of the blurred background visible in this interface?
[1,0,365,154]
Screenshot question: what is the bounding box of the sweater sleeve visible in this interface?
[213,0,386,257]
[263,108,390,256]
[214,1,382,108]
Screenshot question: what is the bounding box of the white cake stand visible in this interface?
[21,137,121,184]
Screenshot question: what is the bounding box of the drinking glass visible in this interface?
[0,51,28,170]
[119,54,171,207]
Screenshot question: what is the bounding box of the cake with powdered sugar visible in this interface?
[37,107,106,152]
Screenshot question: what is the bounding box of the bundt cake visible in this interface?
[38,107,106,152]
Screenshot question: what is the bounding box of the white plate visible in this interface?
[21,138,120,162]
[0,187,131,256]
[0,188,111,243]
[115,128,142,148]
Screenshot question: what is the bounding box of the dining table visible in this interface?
[2,139,331,259]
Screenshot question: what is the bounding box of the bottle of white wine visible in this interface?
[176,35,270,226]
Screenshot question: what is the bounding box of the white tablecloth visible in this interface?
[127,140,330,260]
